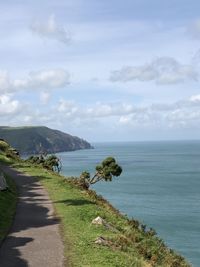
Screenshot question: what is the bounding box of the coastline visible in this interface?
[0,141,192,266]
[11,160,191,267]
[58,141,200,266]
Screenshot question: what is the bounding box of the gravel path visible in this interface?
[0,165,64,267]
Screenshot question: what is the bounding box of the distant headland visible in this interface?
[0,126,93,155]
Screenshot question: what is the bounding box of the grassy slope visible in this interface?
[0,139,191,267]
[0,142,18,244]
[13,162,145,267]
[12,161,191,267]
[0,174,17,243]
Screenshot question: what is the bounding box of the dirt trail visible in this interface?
[0,165,64,267]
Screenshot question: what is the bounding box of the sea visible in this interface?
[57,141,200,267]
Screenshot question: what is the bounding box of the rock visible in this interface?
[92,216,106,225]
[0,172,8,191]
[94,236,110,246]
[92,216,118,232]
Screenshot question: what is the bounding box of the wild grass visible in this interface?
[12,161,191,267]
[0,174,17,243]
[0,140,191,266]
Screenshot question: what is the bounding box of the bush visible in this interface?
[26,154,62,172]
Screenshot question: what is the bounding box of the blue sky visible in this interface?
[1,0,200,141]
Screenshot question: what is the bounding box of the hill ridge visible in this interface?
[0,126,93,155]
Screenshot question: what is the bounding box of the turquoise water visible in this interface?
[58,141,200,266]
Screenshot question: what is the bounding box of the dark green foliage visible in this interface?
[27,155,41,164]
[0,140,9,152]
[78,171,90,189]
[0,140,19,160]
[26,154,62,172]
[79,157,122,189]
[43,155,61,172]
[112,216,190,267]
[128,218,140,229]
[96,157,122,181]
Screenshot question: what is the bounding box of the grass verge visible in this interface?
[0,154,13,165]
[11,161,191,267]
[0,174,17,244]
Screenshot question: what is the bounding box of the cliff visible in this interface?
[0,126,93,155]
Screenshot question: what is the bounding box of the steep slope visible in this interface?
[0,126,93,155]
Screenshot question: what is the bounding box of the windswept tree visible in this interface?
[79,157,122,189]
[43,155,62,173]
[26,154,62,173]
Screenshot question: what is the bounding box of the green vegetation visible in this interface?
[0,140,19,164]
[0,140,18,243]
[0,142,191,267]
[12,160,190,267]
[79,157,122,189]
[0,174,17,243]
[26,154,62,172]
[12,162,148,267]
[0,126,92,155]
[0,140,10,152]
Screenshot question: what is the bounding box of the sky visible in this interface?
[1,0,200,142]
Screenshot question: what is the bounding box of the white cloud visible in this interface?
[118,96,200,128]
[45,96,200,130]
[14,69,70,90]
[0,94,20,115]
[40,91,50,105]
[57,99,78,114]
[85,102,134,117]
[0,71,12,93]
[110,57,198,85]
[0,69,70,94]
[190,94,200,102]
[56,100,134,119]
[2,95,200,139]
[30,14,71,44]
[53,97,200,130]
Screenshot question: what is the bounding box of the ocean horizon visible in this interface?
[58,140,200,266]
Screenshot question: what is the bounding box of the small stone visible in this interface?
[92,216,106,225]
[94,236,108,246]
[92,216,117,232]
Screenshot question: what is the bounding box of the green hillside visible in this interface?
[0,141,191,266]
[0,126,92,155]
